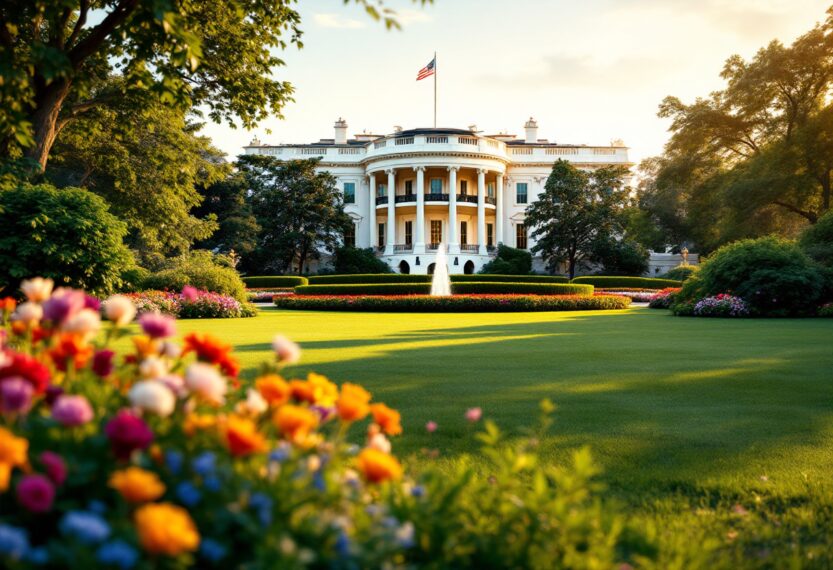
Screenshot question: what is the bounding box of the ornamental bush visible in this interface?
[648,288,681,309]
[330,246,394,274]
[0,183,134,296]
[479,245,533,275]
[141,251,247,302]
[243,276,309,288]
[799,210,833,268]
[820,303,833,317]
[571,276,682,289]
[675,237,825,316]
[0,279,649,569]
[275,294,630,312]
[662,265,700,281]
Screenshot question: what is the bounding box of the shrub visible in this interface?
[479,244,533,275]
[125,289,257,318]
[676,236,825,316]
[691,294,752,318]
[296,284,431,296]
[590,238,649,276]
[662,264,700,281]
[295,283,593,296]
[331,246,394,274]
[307,274,429,285]
[648,287,681,309]
[141,251,247,302]
[451,275,569,284]
[275,294,630,312]
[118,267,151,293]
[820,303,833,317]
[571,276,682,289]
[0,183,133,296]
[799,210,833,268]
[0,281,647,569]
[243,276,308,288]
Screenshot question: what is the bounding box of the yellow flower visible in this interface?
[183,413,218,437]
[307,373,338,407]
[109,467,166,503]
[132,335,160,358]
[0,427,29,492]
[337,383,372,422]
[255,374,290,406]
[273,405,318,443]
[135,503,200,555]
[356,448,403,483]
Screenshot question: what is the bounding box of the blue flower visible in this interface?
[268,445,290,463]
[249,492,273,526]
[199,538,227,562]
[165,450,184,474]
[334,531,351,556]
[411,485,426,498]
[26,546,49,565]
[97,540,138,570]
[192,451,216,476]
[0,524,30,561]
[312,471,326,492]
[203,474,221,493]
[87,500,107,514]
[59,511,111,545]
[176,481,202,507]
[382,516,399,529]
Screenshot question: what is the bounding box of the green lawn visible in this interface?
[177,306,833,563]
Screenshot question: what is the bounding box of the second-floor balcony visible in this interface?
[425,193,449,202]
[395,194,416,203]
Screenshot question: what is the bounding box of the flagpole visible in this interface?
[433,51,437,128]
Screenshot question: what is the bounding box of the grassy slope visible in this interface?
[177,306,833,564]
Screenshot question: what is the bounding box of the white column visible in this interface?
[477,168,486,255]
[385,169,396,255]
[448,166,459,254]
[496,174,504,247]
[368,174,377,249]
[414,166,426,254]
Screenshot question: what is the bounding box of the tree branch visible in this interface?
[68,0,138,68]
[66,0,89,49]
[773,200,817,223]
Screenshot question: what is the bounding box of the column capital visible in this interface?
[534,176,547,184]
[385,168,396,176]
[412,166,425,173]
[477,168,488,175]
[447,165,459,172]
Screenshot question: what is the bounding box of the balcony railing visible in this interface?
[485,196,496,205]
[426,242,441,251]
[395,194,416,203]
[376,196,388,205]
[457,194,478,204]
[425,193,449,202]
[460,244,479,253]
[394,244,413,253]
[487,245,497,253]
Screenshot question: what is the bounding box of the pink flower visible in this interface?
[105,410,154,460]
[465,407,482,423]
[39,451,67,486]
[16,474,55,513]
[138,313,177,339]
[272,335,301,365]
[0,377,34,414]
[42,288,86,324]
[181,285,199,302]
[425,421,438,433]
[52,395,94,426]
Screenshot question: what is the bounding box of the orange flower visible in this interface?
[370,403,402,436]
[289,380,316,403]
[0,427,29,492]
[48,333,94,372]
[183,332,240,378]
[273,405,318,443]
[255,375,291,406]
[135,503,200,555]
[224,415,267,456]
[109,467,166,503]
[132,335,160,358]
[336,383,372,422]
[356,448,402,483]
[0,297,16,312]
[183,413,218,436]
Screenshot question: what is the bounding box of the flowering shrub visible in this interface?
[125,288,257,319]
[648,287,682,309]
[600,290,657,302]
[0,278,650,568]
[247,289,292,303]
[819,303,833,317]
[274,294,631,312]
[692,294,752,318]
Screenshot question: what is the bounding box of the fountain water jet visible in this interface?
[430,243,452,296]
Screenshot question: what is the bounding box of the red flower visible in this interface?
[48,334,94,372]
[0,350,51,394]
[105,410,154,460]
[92,350,116,377]
[184,332,240,379]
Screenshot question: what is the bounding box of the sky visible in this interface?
[199,0,833,166]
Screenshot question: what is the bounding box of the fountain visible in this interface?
[430,243,452,296]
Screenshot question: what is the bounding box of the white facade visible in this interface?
[244,119,633,274]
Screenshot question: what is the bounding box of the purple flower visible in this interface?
[0,377,34,414]
[52,395,94,426]
[92,350,115,377]
[45,385,64,406]
[83,295,101,312]
[40,452,68,486]
[16,474,55,513]
[138,313,177,339]
[42,289,86,324]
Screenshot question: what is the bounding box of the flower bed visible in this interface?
[692,294,752,317]
[274,294,630,312]
[246,289,293,303]
[294,283,594,296]
[126,288,257,319]
[598,290,656,302]
[648,287,681,309]
[0,278,645,568]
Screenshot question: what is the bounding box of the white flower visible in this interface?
[128,380,176,417]
[184,362,227,405]
[272,334,301,365]
[157,374,186,397]
[21,278,54,302]
[103,294,136,326]
[12,302,43,327]
[161,341,181,359]
[139,356,168,379]
[368,432,391,454]
[62,308,101,339]
[235,388,268,416]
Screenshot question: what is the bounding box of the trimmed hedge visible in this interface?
[296,284,431,296]
[295,283,593,296]
[243,276,309,288]
[275,294,630,312]
[571,276,682,289]
[306,274,570,285]
[451,275,569,284]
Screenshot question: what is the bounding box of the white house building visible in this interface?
[243,118,633,275]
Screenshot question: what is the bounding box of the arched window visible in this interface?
[464,260,475,274]
[398,260,410,274]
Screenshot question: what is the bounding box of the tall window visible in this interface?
[405,221,413,246]
[487,223,494,247]
[430,220,442,245]
[430,178,443,194]
[460,180,468,195]
[460,221,468,245]
[516,182,528,204]
[516,224,527,249]
[377,183,387,198]
[487,182,495,198]
[378,223,385,248]
[343,182,355,204]
[405,180,413,195]
[345,224,356,247]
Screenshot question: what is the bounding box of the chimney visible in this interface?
[524,117,538,144]
[334,117,348,145]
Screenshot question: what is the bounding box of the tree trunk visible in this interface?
[25,79,73,171]
[822,169,831,214]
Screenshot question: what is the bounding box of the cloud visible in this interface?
[313,13,366,29]
[395,8,432,26]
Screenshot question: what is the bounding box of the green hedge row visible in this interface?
[570,276,682,289]
[243,276,309,288]
[294,283,593,296]
[453,274,569,284]
[306,274,570,285]
[275,294,630,312]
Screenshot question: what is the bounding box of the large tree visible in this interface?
[193,171,260,258]
[0,0,426,170]
[526,159,630,278]
[239,155,352,275]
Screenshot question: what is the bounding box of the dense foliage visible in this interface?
[330,247,394,275]
[140,252,247,302]
[589,237,650,276]
[0,184,133,296]
[275,294,630,312]
[674,237,826,316]
[478,245,533,275]
[193,172,260,258]
[526,160,631,278]
[662,265,700,281]
[243,276,309,288]
[571,276,682,290]
[126,289,257,319]
[799,210,833,268]
[648,288,682,309]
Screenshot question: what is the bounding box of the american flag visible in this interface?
[416,57,435,81]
